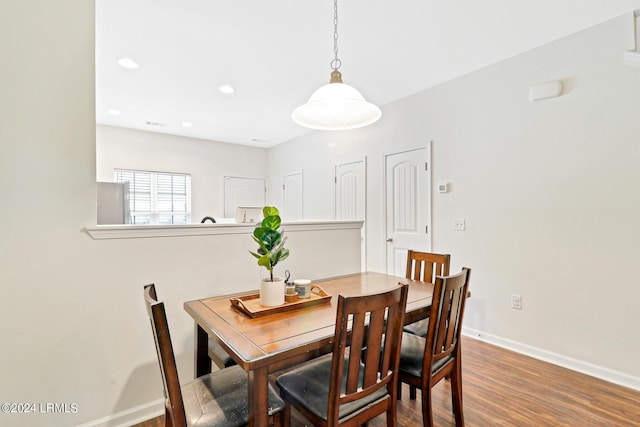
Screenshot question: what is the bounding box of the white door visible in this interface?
[385,145,431,277]
[223,176,266,218]
[282,171,303,221]
[335,160,365,221]
[335,159,366,271]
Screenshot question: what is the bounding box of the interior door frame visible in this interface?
[383,142,432,275]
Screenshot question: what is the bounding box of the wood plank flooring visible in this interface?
[133,336,640,426]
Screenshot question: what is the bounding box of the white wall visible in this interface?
[1,2,100,426]
[97,125,268,222]
[268,13,640,384]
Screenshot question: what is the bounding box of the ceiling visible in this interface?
[96,0,640,148]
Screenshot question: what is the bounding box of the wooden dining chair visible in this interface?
[276,284,409,427]
[143,284,285,427]
[397,268,471,427]
[403,250,450,338]
[405,250,451,283]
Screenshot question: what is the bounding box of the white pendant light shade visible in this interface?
[292,80,382,130]
[292,0,381,131]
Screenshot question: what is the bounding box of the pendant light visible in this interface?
[292,0,381,130]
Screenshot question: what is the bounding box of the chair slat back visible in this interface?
[425,268,471,368]
[326,284,409,423]
[144,284,187,427]
[405,251,450,283]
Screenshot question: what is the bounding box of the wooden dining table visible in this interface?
[183,271,434,427]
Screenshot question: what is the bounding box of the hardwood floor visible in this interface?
[133,336,640,426]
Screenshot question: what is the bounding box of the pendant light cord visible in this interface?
[331,0,341,72]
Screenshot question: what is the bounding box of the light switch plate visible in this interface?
[453,218,466,231]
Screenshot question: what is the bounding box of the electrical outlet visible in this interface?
[453,218,466,231]
[511,294,522,310]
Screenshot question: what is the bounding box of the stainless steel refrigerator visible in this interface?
[97,181,131,224]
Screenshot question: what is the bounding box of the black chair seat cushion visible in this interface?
[208,338,237,368]
[183,365,285,427]
[402,317,429,337]
[276,354,389,422]
[398,332,452,379]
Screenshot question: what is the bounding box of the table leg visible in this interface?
[194,324,212,378]
[248,366,269,427]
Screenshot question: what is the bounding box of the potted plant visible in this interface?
[249,206,290,306]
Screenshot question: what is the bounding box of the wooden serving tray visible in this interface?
[230,284,331,318]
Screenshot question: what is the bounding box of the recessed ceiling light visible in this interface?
[219,84,235,94]
[118,57,140,69]
[181,122,193,128]
[108,109,122,115]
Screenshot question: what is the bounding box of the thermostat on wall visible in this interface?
[438,183,449,193]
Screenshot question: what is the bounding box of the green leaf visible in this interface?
[273,248,289,265]
[263,206,279,217]
[271,234,287,254]
[253,227,267,239]
[261,215,281,230]
[257,254,272,270]
[252,235,268,254]
[260,229,281,249]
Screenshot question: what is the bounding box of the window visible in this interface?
[115,169,191,224]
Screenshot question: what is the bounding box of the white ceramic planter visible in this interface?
[260,277,285,306]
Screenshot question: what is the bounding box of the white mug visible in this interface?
[294,279,312,298]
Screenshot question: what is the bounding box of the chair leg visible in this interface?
[450,362,465,426]
[386,405,397,427]
[410,385,417,400]
[421,386,434,427]
[271,412,283,427]
[164,406,173,427]
[282,403,291,427]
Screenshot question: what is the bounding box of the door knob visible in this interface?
[386,237,393,242]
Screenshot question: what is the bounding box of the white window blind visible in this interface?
[115,169,191,224]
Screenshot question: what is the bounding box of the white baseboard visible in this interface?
[462,327,640,392]
[76,398,163,427]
